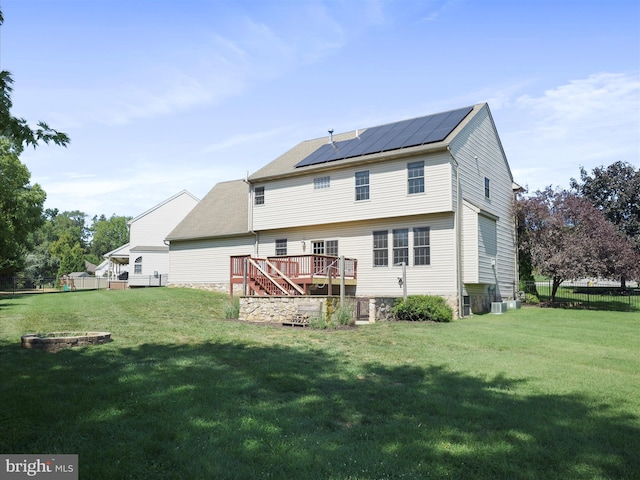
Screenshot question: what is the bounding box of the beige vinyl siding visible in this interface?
[478,215,497,284]
[462,203,479,283]
[450,104,516,299]
[169,236,255,285]
[252,153,453,231]
[258,213,457,297]
[129,192,198,248]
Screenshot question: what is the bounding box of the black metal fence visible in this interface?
[520,280,640,312]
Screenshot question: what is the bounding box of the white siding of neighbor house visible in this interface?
[450,105,516,299]
[257,213,457,297]
[169,236,255,285]
[129,192,198,249]
[129,250,170,286]
[252,152,453,231]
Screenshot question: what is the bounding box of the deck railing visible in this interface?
[231,254,357,280]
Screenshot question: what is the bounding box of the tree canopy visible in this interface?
[0,139,46,275]
[518,187,639,302]
[571,161,640,247]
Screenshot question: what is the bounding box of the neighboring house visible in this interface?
[104,190,199,287]
[167,103,520,315]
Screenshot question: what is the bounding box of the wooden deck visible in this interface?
[230,254,357,297]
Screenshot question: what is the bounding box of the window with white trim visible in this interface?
[314,176,330,189]
[413,227,430,265]
[255,186,265,205]
[393,229,409,266]
[134,256,142,274]
[275,239,287,256]
[373,231,388,267]
[326,240,338,257]
[312,241,324,255]
[407,161,425,194]
[355,170,370,201]
[484,177,490,199]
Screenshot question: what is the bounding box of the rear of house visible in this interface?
[167,103,519,315]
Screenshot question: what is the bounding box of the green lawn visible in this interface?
[1,288,639,479]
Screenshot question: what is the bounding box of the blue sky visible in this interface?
[3,0,639,218]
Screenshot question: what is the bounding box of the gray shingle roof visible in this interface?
[166,179,249,241]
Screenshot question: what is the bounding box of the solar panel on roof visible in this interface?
[294,105,473,168]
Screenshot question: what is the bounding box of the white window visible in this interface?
[408,161,425,194]
[255,186,265,205]
[314,176,330,189]
[484,177,490,199]
[355,170,370,201]
[413,227,430,265]
[373,231,388,267]
[393,229,409,266]
[134,256,142,274]
[326,240,338,257]
[275,239,287,256]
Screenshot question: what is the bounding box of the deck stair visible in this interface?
[230,254,358,298]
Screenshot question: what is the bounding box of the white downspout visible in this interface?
[448,146,465,318]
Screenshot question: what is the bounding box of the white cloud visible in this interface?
[500,72,640,191]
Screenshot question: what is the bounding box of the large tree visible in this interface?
[570,161,640,286]
[88,214,131,261]
[24,210,89,279]
[518,187,638,302]
[0,139,46,275]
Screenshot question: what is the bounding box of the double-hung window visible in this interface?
[134,256,142,274]
[407,161,425,194]
[393,229,409,266]
[355,170,370,201]
[413,227,430,265]
[373,231,388,267]
[254,186,265,205]
[484,177,490,199]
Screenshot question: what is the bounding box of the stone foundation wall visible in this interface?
[240,296,326,323]
[238,296,461,323]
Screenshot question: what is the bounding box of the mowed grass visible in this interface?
[1,288,639,480]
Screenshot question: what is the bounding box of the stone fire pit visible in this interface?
[21,332,112,352]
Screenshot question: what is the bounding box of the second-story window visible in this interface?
[275,239,287,256]
[314,176,330,189]
[484,177,491,199]
[355,170,370,201]
[407,161,425,194]
[255,186,265,205]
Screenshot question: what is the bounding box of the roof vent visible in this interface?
[328,129,334,144]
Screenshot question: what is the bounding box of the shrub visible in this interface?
[393,295,453,322]
[524,293,540,305]
[224,298,240,319]
[333,304,355,326]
